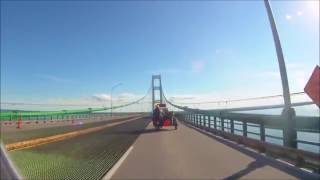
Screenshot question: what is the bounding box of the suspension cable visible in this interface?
[0,86,152,117]
[167,92,305,105]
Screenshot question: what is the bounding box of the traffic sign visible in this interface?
[304,65,320,107]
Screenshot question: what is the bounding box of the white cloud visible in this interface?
[117,93,139,101]
[91,92,143,103]
[92,94,111,102]
[286,63,310,91]
[255,62,312,92]
[166,89,314,112]
[164,62,316,111]
[3,92,148,111]
[297,11,303,16]
[169,95,196,101]
[191,60,205,73]
[285,14,292,20]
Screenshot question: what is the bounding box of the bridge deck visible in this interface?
[110,120,318,179]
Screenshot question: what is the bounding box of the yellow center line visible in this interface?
[5,116,144,152]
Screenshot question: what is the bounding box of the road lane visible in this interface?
[112,120,319,179]
[5,116,144,152]
[8,116,150,180]
[1,115,140,144]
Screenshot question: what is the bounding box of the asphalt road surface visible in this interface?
[8,116,150,180]
[1,114,135,133]
[1,115,139,144]
[111,120,319,179]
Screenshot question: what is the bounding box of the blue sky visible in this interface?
[1,1,319,111]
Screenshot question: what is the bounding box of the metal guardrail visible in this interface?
[165,97,319,143]
[175,112,320,172]
[180,112,319,141]
[164,94,320,172]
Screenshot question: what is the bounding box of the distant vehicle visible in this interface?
[152,104,177,130]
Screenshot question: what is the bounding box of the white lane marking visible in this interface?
[102,146,134,180]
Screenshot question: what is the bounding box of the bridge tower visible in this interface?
[152,75,163,109]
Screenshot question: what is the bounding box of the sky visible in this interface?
[1,1,319,113]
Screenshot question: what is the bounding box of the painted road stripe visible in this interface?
[102,146,134,180]
[5,116,144,152]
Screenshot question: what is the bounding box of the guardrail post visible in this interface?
[221,118,225,131]
[201,115,204,127]
[214,116,217,129]
[196,114,199,127]
[201,115,203,127]
[260,123,265,141]
[204,115,206,127]
[208,115,211,129]
[193,114,195,125]
[282,108,297,148]
[192,114,195,125]
[230,119,234,134]
[243,121,247,137]
[205,115,208,128]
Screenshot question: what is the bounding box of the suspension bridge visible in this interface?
[0,74,319,180]
[1,0,319,179]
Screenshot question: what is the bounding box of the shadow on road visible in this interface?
[113,127,176,135]
[181,121,319,180]
[223,160,265,180]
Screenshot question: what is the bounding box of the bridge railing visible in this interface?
[163,93,320,172]
[174,110,319,172]
[182,111,319,145]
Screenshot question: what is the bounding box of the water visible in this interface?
[197,117,319,154]
[232,105,319,153]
